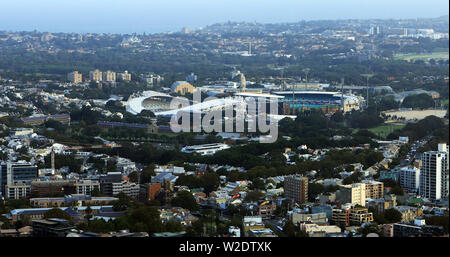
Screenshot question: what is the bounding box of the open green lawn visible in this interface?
[394,52,449,61]
[368,123,406,138]
[354,123,406,139]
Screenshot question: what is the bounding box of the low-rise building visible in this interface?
[291,212,328,225]
[299,223,342,237]
[394,206,423,223]
[30,195,118,208]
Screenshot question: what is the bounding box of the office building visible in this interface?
[419,143,448,200]
[1,161,37,197]
[99,172,123,196]
[111,181,139,199]
[4,181,31,199]
[32,219,76,237]
[67,71,83,84]
[74,180,100,195]
[139,183,162,201]
[393,223,445,237]
[31,180,76,197]
[291,212,328,225]
[284,175,308,204]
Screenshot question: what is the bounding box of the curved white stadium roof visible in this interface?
[126,90,173,115]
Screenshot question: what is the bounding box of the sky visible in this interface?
[0,0,448,34]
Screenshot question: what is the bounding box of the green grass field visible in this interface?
[368,123,406,138]
[394,52,449,62]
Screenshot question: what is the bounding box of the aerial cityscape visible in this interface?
[0,1,448,245]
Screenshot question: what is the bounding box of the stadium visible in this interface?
[272,91,362,114]
[126,91,175,115]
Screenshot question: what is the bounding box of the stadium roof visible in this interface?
[272,91,339,95]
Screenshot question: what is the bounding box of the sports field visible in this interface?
[394,52,449,62]
[382,109,447,120]
[368,123,406,138]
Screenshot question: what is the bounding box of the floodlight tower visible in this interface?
[302,68,311,83]
[361,73,375,109]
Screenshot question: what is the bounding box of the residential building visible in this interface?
[394,206,423,223]
[257,200,276,219]
[399,166,420,193]
[366,194,397,214]
[67,71,82,84]
[102,70,116,82]
[350,207,374,225]
[284,175,308,204]
[332,204,352,227]
[170,81,196,95]
[364,180,384,199]
[89,69,103,82]
[419,143,449,201]
[332,204,374,226]
[117,70,132,81]
[337,183,366,206]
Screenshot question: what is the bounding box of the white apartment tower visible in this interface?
[89,69,103,82]
[419,143,449,201]
[102,70,117,82]
[399,166,420,193]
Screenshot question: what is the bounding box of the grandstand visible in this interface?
[272,91,361,114]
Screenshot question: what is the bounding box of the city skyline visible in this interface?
[0,0,448,34]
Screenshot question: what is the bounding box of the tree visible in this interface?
[141,164,156,184]
[171,191,199,211]
[128,171,140,183]
[200,172,220,195]
[244,190,264,202]
[112,192,132,211]
[91,188,103,197]
[425,215,449,234]
[43,208,72,221]
[389,185,404,196]
[165,220,183,232]
[282,220,297,237]
[358,223,382,237]
[384,208,403,223]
